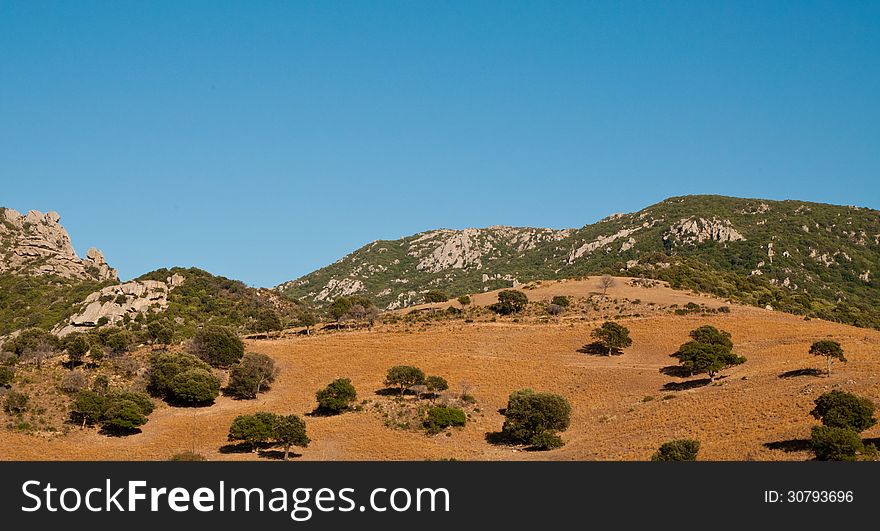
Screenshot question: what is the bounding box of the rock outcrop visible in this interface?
[0,208,117,281]
[663,217,746,246]
[54,273,185,336]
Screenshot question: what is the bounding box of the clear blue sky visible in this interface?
[1,1,878,286]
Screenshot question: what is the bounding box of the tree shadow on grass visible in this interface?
[763,439,811,453]
[577,342,623,356]
[375,387,409,397]
[778,368,823,379]
[305,407,344,418]
[659,365,693,378]
[257,449,303,460]
[485,431,512,446]
[661,378,713,392]
[98,426,142,437]
[219,442,272,454]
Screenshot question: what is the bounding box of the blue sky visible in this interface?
[1,1,878,286]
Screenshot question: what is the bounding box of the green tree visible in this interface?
[65,334,90,366]
[92,375,110,396]
[168,369,220,405]
[591,321,632,355]
[273,414,310,461]
[489,290,529,315]
[188,325,245,368]
[425,375,449,393]
[424,290,449,303]
[227,352,277,399]
[810,426,864,461]
[227,412,278,451]
[500,389,571,450]
[3,390,28,415]
[809,340,846,377]
[148,351,213,397]
[457,295,471,306]
[253,309,283,335]
[147,321,175,347]
[105,330,133,356]
[2,328,60,357]
[384,365,425,394]
[671,326,744,381]
[296,309,318,334]
[810,390,876,432]
[551,296,570,307]
[101,399,148,433]
[71,391,108,427]
[315,378,357,414]
[328,298,353,323]
[651,439,700,461]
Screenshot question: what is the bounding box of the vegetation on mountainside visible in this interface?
[277,195,880,330]
[0,274,115,336]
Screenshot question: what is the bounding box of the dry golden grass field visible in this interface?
[2,277,879,461]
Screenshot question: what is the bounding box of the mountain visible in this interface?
[277,195,880,329]
[0,208,119,335]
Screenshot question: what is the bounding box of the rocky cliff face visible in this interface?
[54,273,185,336]
[0,208,117,281]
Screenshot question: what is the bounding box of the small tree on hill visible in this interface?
[0,366,14,389]
[315,378,357,414]
[168,369,220,405]
[591,321,632,355]
[253,309,283,335]
[810,340,846,377]
[296,309,318,334]
[227,352,277,399]
[651,439,700,461]
[810,426,865,461]
[328,298,353,324]
[147,321,175,347]
[551,296,570,308]
[101,399,149,434]
[670,325,744,381]
[500,389,571,450]
[489,290,529,315]
[457,295,471,306]
[188,325,245,368]
[65,335,90,366]
[599,275,615,296]
[424,291,449,303]
[385,365,425,394]
[228,412,278,452]
[810,390,876,432]
[274,414,310,461]
[425,375,449,394]
[4,391,29,416]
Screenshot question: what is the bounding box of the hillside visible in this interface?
[2,277,878,461]
[277,195,880,328]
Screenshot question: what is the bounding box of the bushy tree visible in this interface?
[3,328,60,357]
[228,412,278,451]
[101,399,149,433]
[315,378,357,414]
[425,375,449,393]
[810,340,846,377]
[424,406,466,434]
[671,325,744,381]
[71,391,107,427]
[424,291,449,303]
[253,309,283,335]
[591,321,632,355]
[92,375,110,396]
[651,439,700,461]
[489,290,529,315]
[274,414,310,461]
[296,309,318,334]
[500,389,571,450]
[65,334,90,366]
[227,352,277,399]
[328,298,353,323]
[551,296,570,307]
[385,365,425,394]
[457,295,471,306]
[147,321,175,347]
[188,325,244,368]
[149,351,212,395]
[105,330,134,356]
[3,390,28,415]
[168,369,220,405]
[70,390,153,433]
[810,390,876,432]
[810,425,864,461]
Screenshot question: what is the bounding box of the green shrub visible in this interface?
[188,325,244,368]
[424,406,466,434]
[424,291,449,303]
[457,295,471,306]
[551,296,570,307]
[489,290,528,315]
[810,426,864,461]
[64,334,90,365]
[3,390,28,415]
[228,412,278,450]
[315,378,357,414]
[148,351,213,397]
[101,399,148,433]
[671,325,744,381]
[651,439,700,461]
[425,375,449,393]
[226,352,277,399]
[168,369,220,405]
[530,430,564,450]
[384,365,425,393]
[500,389,571,449]
[810,390,876,432]
[591,321,632,355]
